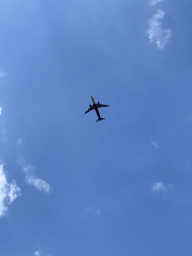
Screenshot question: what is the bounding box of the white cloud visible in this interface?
[147,10,171,49]
[7,180,21,204]
[0,107,2,115]
[152,182,173,193]
[18,157,50,193]
[0,164,21,217]
[150,0,163,6]
[152,182,167,193]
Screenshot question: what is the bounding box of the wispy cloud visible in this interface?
[17,138,23,146]
[26,174,50,193]
[151,137,159,149]
[34,250,50,256]
[152,182,173,193]
[152,141,158,148]
[84,200,104,217]
[0,106,2,115]
[0,164,21,217]
[186,113,192,126]
[18,157,50,193]
[0,71,6,79]
[86,205,101,216]
[150,0,163,6]
[184,158,192,172]
[1,128,8,141]
[147,10,171,49]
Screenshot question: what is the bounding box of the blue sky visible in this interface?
[0,0,192,255]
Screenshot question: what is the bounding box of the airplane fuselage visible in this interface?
[91,95,101,121]
[85,95,108,122]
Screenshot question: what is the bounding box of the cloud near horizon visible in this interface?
[18,157,50,193]
[0,164,21,217]
[147,10,171,49]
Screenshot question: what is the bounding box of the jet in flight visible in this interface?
[85,95,109,122]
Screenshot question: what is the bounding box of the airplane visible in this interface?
[85,95,109,122]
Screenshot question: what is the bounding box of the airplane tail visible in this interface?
[96,117,105,122]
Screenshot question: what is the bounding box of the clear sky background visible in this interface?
[0,0,192,256]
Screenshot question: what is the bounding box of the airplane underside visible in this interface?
[96,117,105,122]
[94,105,105,122]
[84,95,109,122]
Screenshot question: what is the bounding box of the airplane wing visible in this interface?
[85,106,94,114]
[97,103,109,108]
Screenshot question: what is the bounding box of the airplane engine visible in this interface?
[89,104,92,107]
